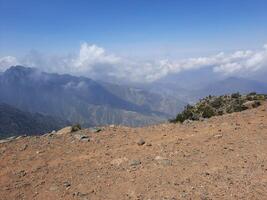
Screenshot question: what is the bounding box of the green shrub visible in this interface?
[210,97,223,109]
[170,92,266,124]
[202,106,215,118]
[231,92,241,98]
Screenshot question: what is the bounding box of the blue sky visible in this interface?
[0,0,267,83]
[1,0,267,57]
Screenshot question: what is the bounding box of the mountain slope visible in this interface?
[100,81,187,116]
[0,103,68,139]
[0,101,266,199]
[0,66,168,127]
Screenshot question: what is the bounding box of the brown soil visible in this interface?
[0,102,267,200]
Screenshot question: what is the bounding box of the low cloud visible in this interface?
[0,43,267,82]
[0,56,19,71]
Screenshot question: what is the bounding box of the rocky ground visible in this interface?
[0,102,267,200]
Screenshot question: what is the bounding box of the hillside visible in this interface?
[0,104,69,139]
[0,101,266,199]
[0,66,174,127]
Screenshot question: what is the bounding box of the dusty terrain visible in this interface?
[0,102,267,200]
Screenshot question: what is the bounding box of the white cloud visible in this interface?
[0,43,267,82]
[0,56,19,71]
[72,43,121,72]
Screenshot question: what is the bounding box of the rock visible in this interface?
[213,134,223,139]
[129,159,141,166]
[0,139,10,144]
[89,127,102,133]
[0,136,17,144]
[36,150,45,154]
[243,100,258,109]
[137,138,145,146]
[146,142,152,147]
[20,144,28,151]
[109,124,115,128]
[63,181,71,188]
[74,134,90,142]
[73,192,89,198]
[56,126,72,135]
[15,170,27,178]
[183,120,193,125]
[15,135,26,140]
[155,156,172,166]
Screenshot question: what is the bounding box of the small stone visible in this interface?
[137,138,145,146]
[89,127,102,133]
[183,119,193,124]
[155,156,172,166]
[49,185,58,191]
[20,144,28,151]
[15,170,27,178]
[159,159,172,166]
[146,142,152,146]
[129,159,141,166]
[63,181,71,188]
[74,134,90,142]
[214,134,223,139]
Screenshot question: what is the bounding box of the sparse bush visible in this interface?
[232,104,246,112]
[170,92,266,123]
[231,92,241,98]
[210,97,223,109]
[202,106,215,118]
[174,113,186,123]
[71,124,81,132]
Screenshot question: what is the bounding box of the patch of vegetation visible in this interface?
[170,92,267,123]
[71,124,82,132]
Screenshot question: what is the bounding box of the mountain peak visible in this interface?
[4,65,37,76]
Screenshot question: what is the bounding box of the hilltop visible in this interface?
[0,101,266,199]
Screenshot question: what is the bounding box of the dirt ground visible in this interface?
[0,102,267,200]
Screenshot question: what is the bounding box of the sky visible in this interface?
[0,0,267,82]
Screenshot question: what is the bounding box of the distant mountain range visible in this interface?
[0,103,68,139]
[0,65,266,138]
[0,66,186,129]
[193,77,267,101]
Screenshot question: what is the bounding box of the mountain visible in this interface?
[0,66,174,127]
[194,77,267,100]
[0,103,68,139]
[99,81,186,116]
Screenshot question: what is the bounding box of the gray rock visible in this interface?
[146,142,152,146]
[63,181,71,188]
[89,127,102,133]
[20,144,28,151]
[74,134,90,142]
[155,156,172,166]
[129,159,141,166]
[137,138,145,146]
[183,119,193,125]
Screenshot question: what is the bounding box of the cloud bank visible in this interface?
[1,43,267,82]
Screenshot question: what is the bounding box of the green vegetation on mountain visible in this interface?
[170,92,267,123]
